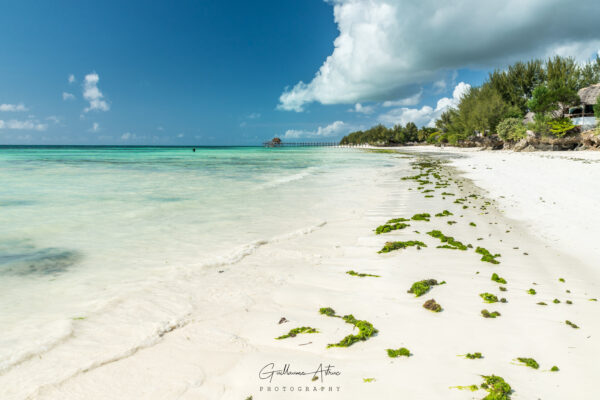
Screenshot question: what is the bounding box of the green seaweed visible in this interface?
[527,288,536,295]
[276,326,319,340]
[423,298,442,312]
[447,220,457,225]
[346,270,380,278]
[566,300,572,305]
[408,279,439,297]
[491,273,507,284]
[441,192,455,196]
[435,210,453,217]
[480,375,512,399]
[375,222,410,234]
[387,347,410,358]
[427,230,468,250]
[387,217,410,223]
[476,247,501,264]
[553,299,561,304]
[411,213,431,221]
[516,357,539,369]
[450,385,479,392]
[363,378,376,383]
[558,278,565,283]
[481,309,501,318]
[480,293,499,303]
[320,308,378,348]
[319,307,336,317]
[565,320,579,329]
[469,222,477,227]
[537,302,547,305]
[550,366,559,372]
[499,286,507,292]
[464,352,483,359]
[378,240,426,253]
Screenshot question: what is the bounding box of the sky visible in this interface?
[1,0,599,145]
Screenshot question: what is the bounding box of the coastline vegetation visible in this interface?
[339,56,600,148]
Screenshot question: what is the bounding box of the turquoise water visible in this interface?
[0,146,398,374]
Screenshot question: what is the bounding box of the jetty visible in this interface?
[263,137,361,147]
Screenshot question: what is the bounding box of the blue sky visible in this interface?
[1,0,599,145]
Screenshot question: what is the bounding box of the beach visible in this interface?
[1,146,599,399]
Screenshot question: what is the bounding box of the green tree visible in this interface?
[497,118,527,141]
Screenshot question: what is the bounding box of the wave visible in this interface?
[258,166,319,189]
[0,220,328,397]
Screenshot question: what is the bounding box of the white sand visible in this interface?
[4,148,600,399]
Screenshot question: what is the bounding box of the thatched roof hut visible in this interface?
[578,83,600,105]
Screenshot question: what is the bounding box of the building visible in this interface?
[568,83,600,129]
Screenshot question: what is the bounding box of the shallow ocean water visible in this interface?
[0,146,401,376]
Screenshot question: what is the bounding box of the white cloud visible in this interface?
[83,72,110,112]
[0,103,28,112]
[278,0,600,111]
[378,82,470,127]
[90,122,100,132]
[248,112,261,119]
[382,91,422,107]
[283,120,349,139]
[349,103,375,114]
[121,132,134,140]
[68,74,76,84]
[62,92,75,101]
[46,116,61,124]
[0,119,47,131]
[177,133,184,138]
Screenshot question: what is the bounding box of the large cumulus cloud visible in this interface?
[278,0,600,112]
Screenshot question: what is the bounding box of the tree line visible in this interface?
[340,56,600,146]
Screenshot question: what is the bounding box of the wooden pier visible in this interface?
[263,140,340,147]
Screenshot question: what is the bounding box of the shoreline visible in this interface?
[3,149,600,399]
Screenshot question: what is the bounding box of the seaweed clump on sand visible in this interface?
[447,220,457,225]
[551,366,559,372]
[276,327,319,340]
[464,352,483,359]
[435,210,453,217]
[387,217,410,223]
[476,247,501,264]
[491,273,507,284]
[516,357,539,369]
[565,320,579,329]
[469,222,477,227]
[319,307,378,348]
[346,270,380,278]
[411,213,431,221]
[408,279,439,297]
[481,309,501,318]
[527,288,537,295]
[375,222,410,234]
[480,293,499,303]
[387,347,410,358]
[426,230,468,250]
[480,375,512,399]
[378,240,426,253]
[423,299,442,312]
[452,375,512,399]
